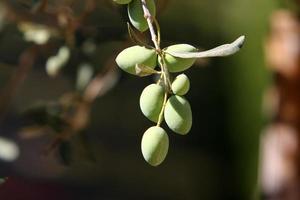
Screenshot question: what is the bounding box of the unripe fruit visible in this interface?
[140,84,164,122]
[164,95,192,135]
[164,44,197,72]
[171,74,190,95]
[113,0,132,4]
[128,0,156,32]
[141,126,169,166]
[116,46,157,75]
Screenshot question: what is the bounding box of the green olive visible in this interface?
[171,74,190,95]
[141,126,169,166]
[164,44,197,72]
[115,45,157,75]
[113,0,132,4]
[128,0,156,32]
[164,95,192,135]
[140,84,164,122]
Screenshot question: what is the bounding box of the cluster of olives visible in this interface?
[116,43,197,166]
[114,0,198,166]
[114,0,244,166]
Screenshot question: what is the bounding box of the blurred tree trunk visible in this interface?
[261,2,300,199]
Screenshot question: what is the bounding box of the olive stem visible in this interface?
[158,55,171,92]
[141,0,171,127]
[153,18,161,47]
[140,0,160,51]
[157,71,164,85]
[140,0,170,90]
[157,90,168,127]
[156,56,171,127]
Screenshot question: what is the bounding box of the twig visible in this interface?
[157,91,168,127]
[140,0,171,126]
[141,0,160,51]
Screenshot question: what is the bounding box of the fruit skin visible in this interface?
[164,44,197,72]
[164,95,192,135]
[171,74,190,95]
[128,0,156,32]
[113,0,132,4]
[140,84,164,122]
[115,45,157,75]
[141,126,169,166]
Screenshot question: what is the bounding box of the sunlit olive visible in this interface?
[115,45,157,75]
[128,0,156,32]
[164,44,197,72]
[140,84,164,122]
[141,126,169,166]
[164,95,192,135]
[113,0,132,4]
[171,74,190,95]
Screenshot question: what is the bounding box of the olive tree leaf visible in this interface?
[127,23,153,49]
[165,35,245,59]
[135,64,159,77]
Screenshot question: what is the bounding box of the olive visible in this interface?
[115,45,157,75]
[141,126,169,166]
[164,95,192,135]
[171,74,190,95]
[140,84,164,122]
[128,0,156,32]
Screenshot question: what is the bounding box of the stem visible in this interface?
[141,0,172,127]
[140,0,170,88]
[153,18,161,47]
[158,56,171,92]
[141,0,160,51]
[157,91,168,127]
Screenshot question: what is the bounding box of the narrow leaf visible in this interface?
[166,35,245,59]
[127,23,152,49]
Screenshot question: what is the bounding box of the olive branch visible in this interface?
[114,0,245,166]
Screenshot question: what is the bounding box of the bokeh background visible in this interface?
[0,0,282,199]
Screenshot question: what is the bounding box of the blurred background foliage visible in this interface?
[0,0,281,199]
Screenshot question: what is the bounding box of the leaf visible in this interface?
[135,64,159,77]
[127,23,152,48]
[166,35,245,59]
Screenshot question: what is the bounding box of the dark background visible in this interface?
[0,0,279,199]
